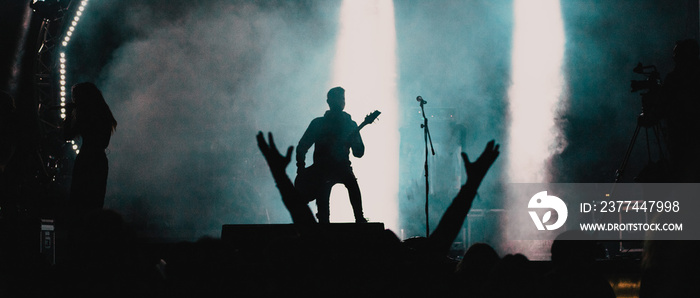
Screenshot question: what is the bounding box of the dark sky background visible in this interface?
[2,0,697,254]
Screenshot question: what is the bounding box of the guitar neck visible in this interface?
[352,110,380,136]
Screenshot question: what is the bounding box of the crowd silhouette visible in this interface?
[0,126,618,297]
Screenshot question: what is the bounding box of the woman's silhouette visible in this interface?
[63,82,117,214]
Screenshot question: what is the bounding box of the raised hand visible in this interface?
[257,131,317,225]
[257,131,294,175]
[461,140,500,187]
[428,140,500,254]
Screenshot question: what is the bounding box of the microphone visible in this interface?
[416,96,426,104]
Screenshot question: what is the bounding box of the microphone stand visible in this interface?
[417,96,435,237]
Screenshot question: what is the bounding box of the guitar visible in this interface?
[348,110,381,140]
[358,110,382,131]
[295,110,381,202]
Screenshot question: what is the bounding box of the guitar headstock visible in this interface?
[362,110,381,126]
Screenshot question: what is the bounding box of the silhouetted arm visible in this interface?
[257,131,316,225]
[428,140,500,255]
[350,132,365,158]
[349,125,364,158]
[344,117,365,158]
[296,119,319,172]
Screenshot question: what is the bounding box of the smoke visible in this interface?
[554,0,691,184]
[394,0,512,239]
[68,0,340,239]
[393,0,692,257]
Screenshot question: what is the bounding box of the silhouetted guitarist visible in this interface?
[295,86,379,223]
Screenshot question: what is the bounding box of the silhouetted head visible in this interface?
[326,86,345,112]
[673,39,700,65]
[455,242,500,275]
[551,230,598,268]
[71,82,105,108]
[71,82,117,133]
[482,253,536,297]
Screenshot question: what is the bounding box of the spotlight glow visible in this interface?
[331,0,399,231]
[506,0,567,259]
[507,0,566,183]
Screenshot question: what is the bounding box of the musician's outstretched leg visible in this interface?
[344,173,366,223]
[316,183,333,223]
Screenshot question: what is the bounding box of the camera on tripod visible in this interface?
[630,63,663,127]
[614,63,670,184]
[630,63,662,93]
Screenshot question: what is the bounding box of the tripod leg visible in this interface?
[615,123,641,183]
[653,124,666,161]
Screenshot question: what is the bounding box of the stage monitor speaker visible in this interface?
[221,222,385,250]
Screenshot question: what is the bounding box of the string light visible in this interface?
[59,52,67,119]
[60,0,89,154]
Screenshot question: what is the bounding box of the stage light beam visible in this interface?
[330,0,399,232]
[508,0,566,184]
[506,0,568,258]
